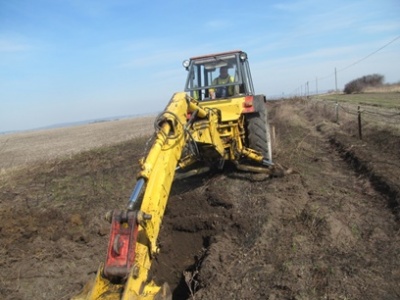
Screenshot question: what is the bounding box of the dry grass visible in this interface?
[364,83,400,93]
[317,84,400,110]
[0,116,155,172]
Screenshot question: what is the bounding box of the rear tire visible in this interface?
[245,106,272,162]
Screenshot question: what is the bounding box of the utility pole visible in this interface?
[306,81,309,97]
[335,67,338,92]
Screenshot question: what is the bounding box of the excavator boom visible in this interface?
[73,92,193,299]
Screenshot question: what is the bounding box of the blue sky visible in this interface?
[1,0,399,132]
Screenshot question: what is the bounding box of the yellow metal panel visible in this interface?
[198,97,246,122]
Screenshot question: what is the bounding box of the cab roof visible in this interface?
[190,50,243,61]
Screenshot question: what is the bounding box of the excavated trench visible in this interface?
[329,136,400,222]
[152,168,264,298]
[152,172,232,297]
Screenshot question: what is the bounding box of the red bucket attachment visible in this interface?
[103,210,138,280]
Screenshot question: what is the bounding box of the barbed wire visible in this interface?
[311,98,400,119]
[362,108,400,118]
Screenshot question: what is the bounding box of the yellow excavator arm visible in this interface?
[73,92,216,300]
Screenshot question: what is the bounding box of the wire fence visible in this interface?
[303,97,400,139]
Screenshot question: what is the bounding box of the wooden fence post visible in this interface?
[358,106,362,140]
[271,123,276,147]
[335,102,339,123]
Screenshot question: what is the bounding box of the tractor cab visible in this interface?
[183,50,255,101]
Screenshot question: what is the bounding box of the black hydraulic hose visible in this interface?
[185,109,199,129]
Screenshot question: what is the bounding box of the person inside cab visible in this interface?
[209,66,234,99]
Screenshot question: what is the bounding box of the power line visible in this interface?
[318,35,400,81]
[338,35,400,73]
[290,35,400,95]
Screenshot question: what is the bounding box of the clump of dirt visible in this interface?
[1,100,400,299]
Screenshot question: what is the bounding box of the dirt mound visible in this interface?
[1,100,399,299]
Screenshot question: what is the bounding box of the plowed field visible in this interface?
[1,99,399,299]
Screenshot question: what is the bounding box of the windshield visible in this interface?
[185,54,243,100]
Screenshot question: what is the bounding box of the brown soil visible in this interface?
[0,100,399,299]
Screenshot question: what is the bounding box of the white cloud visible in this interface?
[272,0,317,12]
[66,0,133,18]
[0,39,31,52]
[204,19,232,30]
[361,21,400,34]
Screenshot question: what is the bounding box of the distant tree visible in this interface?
[344,74,384,94]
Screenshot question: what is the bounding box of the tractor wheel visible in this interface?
[245,106,272,162]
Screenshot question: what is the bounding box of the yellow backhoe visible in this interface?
[73,50,280,300]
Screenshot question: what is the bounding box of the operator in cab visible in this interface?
[209,66,234,99]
